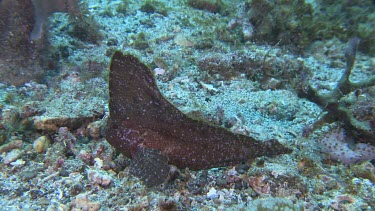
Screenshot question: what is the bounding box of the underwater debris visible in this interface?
[106,51,292,187]
[0,140,23,154]
[319,127,375,165]
[70,193,100,211]
[86,121,103,140]
[186,0,225,14]
[304,38,375,144]
[86,168,112,187]
[0,0,44,85]
[139,0,168,16]
[2,149,22,165]
[30,0,102,44]
[352,162,375,184]
[30,0,80,40]
[33,114,104,132]
[250,197,303,211]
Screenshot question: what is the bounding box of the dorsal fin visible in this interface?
[109,52,175,121]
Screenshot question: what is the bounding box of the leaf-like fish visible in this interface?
[106,51,292,187]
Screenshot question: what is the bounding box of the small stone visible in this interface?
[20,169,39,181]
[1,106,20,130]
[3,149,22,164]
[87,168,112,187]
[30,189,43,199]
[174,34,195,47]
[33,136,50,153]
[78,150,94,165]
[206,187,218,199]
[352,162,375,184]
[71,193,100,211]
[14,186,28,197]
[100,174,112,186]
[199,81,218,92]
[94,158,104,169]
[70,184,84,196]
[33,115,104,132]
[224,117,237,128]
[0,140,23,153]
[10,159,26,167]
[153,67,166,75]
[236,164,250,174]
[216,178,228,188]
[107,38,118,46]
[87,121,102,140]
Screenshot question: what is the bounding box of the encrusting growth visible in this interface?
[30,0,80,40]
[304,38,375,145]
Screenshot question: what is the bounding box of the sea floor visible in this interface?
[0,0,375,210]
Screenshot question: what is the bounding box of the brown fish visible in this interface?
[106,51,292,186]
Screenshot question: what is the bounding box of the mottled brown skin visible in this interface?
[106,51,292,171]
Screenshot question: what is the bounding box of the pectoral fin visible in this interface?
[130,147,171,187]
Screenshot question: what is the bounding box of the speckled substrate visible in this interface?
[0,0,374,210]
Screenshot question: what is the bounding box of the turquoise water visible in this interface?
[0,0,374,210]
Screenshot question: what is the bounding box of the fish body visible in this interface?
[106,52,292,186]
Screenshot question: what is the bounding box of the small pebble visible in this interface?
[3,149,22,164]
[33,136,50,153]
[87,121,102,139]
[20,170,39,181]
[87,169,112,187]
[30,189,43,199]
[72,194,100,211]
[206,187,218,199]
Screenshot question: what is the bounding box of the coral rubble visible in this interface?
[0,0,374,210]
